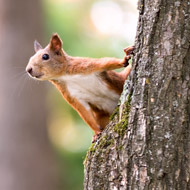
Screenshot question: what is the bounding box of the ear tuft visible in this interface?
[50,33,62,55]
[34,40,42,52]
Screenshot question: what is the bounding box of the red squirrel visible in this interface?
[26,34,134,141]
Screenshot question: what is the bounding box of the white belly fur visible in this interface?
[58,73,120,114]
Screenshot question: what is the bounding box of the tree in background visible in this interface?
[84,0,190,189]
[0,0,59,189]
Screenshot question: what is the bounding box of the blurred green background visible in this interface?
[0,0,137,189]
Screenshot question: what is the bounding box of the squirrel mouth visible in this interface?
[34,74,44,79]
[27,71,44,80]
[26,67,44,79]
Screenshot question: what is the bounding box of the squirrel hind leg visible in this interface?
[89,103,110,143]
[89,103,110,130]
[92,131,102,143]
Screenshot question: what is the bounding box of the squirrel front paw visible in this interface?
[123,46,135,67]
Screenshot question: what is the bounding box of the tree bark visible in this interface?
[84,1,190,189]
[0,0,59,190]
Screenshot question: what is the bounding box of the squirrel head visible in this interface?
[26,33,68,80]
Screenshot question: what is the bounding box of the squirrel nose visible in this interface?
[26,67,33,75]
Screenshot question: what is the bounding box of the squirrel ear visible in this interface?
[34,40,42,52]
[50,33,62,55]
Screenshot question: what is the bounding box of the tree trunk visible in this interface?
[84,1,190,189]
[0,0,59,190]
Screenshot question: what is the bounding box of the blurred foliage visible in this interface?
[41,0,136,189]
[43,0,129,57]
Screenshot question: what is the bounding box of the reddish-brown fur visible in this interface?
[26,34,134,140]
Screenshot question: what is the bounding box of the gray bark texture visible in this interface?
[84,0,190,189]
[0,0,59,190]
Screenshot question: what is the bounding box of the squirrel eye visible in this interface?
[42,54,49,60]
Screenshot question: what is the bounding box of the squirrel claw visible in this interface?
[124,46,135,56]
[123,46,135,67]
